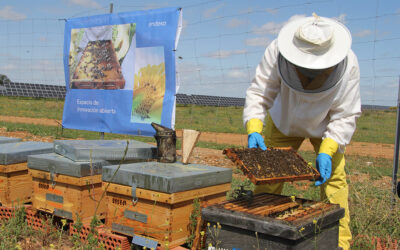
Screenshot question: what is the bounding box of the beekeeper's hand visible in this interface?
[315,153,332,186]
[248,132,267,150]
[315,138,338,186]
[246,118,267,151]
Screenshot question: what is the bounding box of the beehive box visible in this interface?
[28,153,110,222]
[102,162,232,248]
[0,136,21,144]
[54,139,157,162]
[0,141,54,165]
[202,193,344,249]
[0,141,53,206]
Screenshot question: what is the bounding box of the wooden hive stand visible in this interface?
[0,163,32,206]
[103,182,230,248]
[30,169,106,223]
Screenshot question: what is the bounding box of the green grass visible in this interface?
[352,109,397,144]
[175,104,246,134]
[0,206,108,249]
[346,155,393,180]
[0,96,64,120]
[0,206,73,249]
[0,207,33,249]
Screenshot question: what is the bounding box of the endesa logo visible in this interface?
[148,21,167,27]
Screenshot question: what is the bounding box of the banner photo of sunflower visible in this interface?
[131,47,165,124]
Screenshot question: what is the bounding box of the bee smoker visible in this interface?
[151,122,176,163]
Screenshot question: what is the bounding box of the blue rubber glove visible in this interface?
[315,153,332,186]
[248,132,267,151]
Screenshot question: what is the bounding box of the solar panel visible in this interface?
[1,82,247,106]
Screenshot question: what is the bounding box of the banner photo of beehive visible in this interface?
[62,7,182,136]
[68,23,136,90]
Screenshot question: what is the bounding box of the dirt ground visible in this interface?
[0,115,394,160]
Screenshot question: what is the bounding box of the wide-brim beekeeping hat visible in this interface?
[277,14,352,69]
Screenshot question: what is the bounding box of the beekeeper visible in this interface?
[243,14,360,250]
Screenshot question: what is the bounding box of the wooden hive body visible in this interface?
[0,141,53,206]
[28,153,110,222]
[104,182,230,248]
[30,169,106,223]
[102,162,232,248]
[0,163,32,206]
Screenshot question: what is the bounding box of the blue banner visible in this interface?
[62,7,182,136]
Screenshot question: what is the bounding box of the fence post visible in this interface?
[99,3,113,140]
[391,76,400,206]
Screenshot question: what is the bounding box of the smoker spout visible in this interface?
[151,122,174,134]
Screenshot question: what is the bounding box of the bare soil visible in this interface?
[0,115,60,127]
[349,172,391,190]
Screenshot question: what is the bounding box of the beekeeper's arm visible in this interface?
[243,40,281,150]
[316,51,361,186]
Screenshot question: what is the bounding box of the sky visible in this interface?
[0,0,399,106]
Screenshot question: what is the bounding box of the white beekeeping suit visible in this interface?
[242,15,360,250]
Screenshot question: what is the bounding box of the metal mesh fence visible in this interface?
[0,1,398,110]
[0,1,398,107]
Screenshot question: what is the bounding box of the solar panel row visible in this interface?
[0,82,246,107]
[0,82,66,99]
[176,93,244,107]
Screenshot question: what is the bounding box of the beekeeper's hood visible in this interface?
[277,14,352,93]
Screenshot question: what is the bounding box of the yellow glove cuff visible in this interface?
[246,118,263,135]
[319,137,339,157]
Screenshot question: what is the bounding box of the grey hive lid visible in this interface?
[54,140,157,162]
[0,141,54,165]
[28,153,110,177]
[0,136,22,144]
[102,162,232,193]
